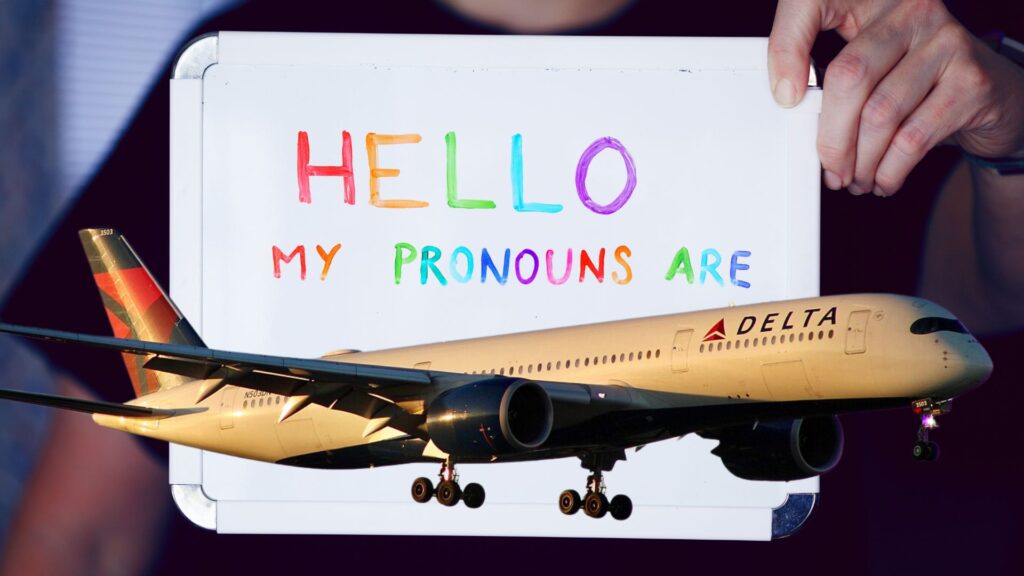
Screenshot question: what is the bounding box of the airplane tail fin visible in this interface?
[79,228,205,397]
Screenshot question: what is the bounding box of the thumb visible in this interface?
[768,0,821,107]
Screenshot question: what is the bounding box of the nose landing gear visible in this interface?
[559,451,632,520]
[411,460,486,508]
[912,398,951,462]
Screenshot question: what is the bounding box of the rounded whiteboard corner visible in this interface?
[173,32,219,80]
[171,484,217,530]
[771,492,816,539]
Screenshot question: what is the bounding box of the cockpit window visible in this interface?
[910,317,968,335]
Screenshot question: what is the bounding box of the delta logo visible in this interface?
[702,307,839,342]
[702,319,726,342]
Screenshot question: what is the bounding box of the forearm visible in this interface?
[969,164,1024,324]
[920,160,1024,333]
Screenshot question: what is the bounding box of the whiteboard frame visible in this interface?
[169,31,823,539]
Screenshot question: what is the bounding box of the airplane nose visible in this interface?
[953,336,994,389]
[968,344,994,386]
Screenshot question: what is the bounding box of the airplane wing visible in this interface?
[0,387,206,419]
[0,322,463,437]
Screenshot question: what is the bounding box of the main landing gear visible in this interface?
[912,398,951,462]
[411,460,486,509]
[559,451,632,521]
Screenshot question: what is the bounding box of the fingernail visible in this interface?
[873,185,887,197]
[774,78,797,108]
[848,182,866,195]
[823,170,842,190]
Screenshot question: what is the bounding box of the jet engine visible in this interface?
[425,379,553,458]
[708,416,844,481]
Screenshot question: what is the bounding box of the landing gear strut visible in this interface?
[559,451,632,520]
[912,398,951,462]
[411,460,486,509]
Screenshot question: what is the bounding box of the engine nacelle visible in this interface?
[710,416,844,481]
[426,379,553,458]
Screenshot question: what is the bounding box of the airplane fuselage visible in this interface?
[98,293,991,468]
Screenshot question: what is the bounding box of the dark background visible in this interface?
[3,1,1022,574]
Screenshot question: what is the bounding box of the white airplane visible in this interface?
[0,229,992,521]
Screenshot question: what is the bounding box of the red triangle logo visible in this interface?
[703,319,726,341]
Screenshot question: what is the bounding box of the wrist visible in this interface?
[964,152,1024,176]
[970,33,1024,174]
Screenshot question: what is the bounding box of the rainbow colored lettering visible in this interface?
[274,131,753,289]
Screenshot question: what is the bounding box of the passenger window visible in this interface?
[771,336,777,345]
[828,329,834,339]
[799,333,804,342]
[699,344,704,353]
[585,358,590,367]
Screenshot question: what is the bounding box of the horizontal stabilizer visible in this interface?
[0,387,206,419]
[0,322,432,388]
[0,321,440,437]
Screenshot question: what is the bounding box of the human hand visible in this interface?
[768,0,1024,195]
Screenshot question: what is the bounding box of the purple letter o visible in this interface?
[575,137,637,215]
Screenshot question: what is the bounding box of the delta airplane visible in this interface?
[0,229,993,521]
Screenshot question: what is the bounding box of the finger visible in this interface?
[874,82,968,195]
[818,20,913,190]
[767,0,821,108]
[851,37,948,192]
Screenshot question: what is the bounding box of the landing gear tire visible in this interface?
[437,480,462,507]
[912,398,951,462]
[584,492,609,518]
[411,477,434,503]
[559,490,582,515]
[609,494,633,521]
[463,483,486,509]
[912,441,928,461]
[913,441,939,461]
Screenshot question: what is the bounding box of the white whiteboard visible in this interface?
[169,32,822,539]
